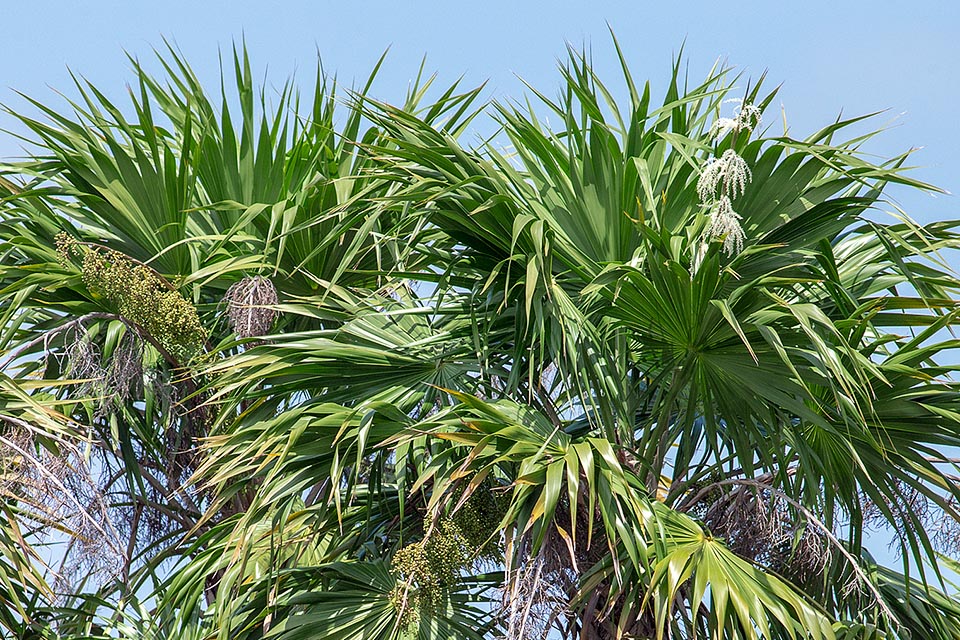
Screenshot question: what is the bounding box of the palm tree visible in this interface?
[3,38,960,639]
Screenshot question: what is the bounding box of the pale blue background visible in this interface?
[3,0,958,587]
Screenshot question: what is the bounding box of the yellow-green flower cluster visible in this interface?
[56,234,206,363]
[389,484,507,629]
[451,482,507,557]
[391,518,469,626]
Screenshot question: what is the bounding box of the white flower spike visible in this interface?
[708,117,738,141]
[709,101,762,140]
[736,103,762,132]
[707,196,746,256]
[697,149,752,201]
[696,101,758,260]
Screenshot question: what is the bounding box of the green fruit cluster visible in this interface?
[388,484,508,629]
[56,234,206,363]
[389,518,470,628]
[451,483,507,559]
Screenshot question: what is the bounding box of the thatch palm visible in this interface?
[2,41,960,639]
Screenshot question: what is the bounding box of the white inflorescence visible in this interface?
[736,103,762,131]
[697,149,752,201]
[708,117,738,140]
[709,101,762,140]
[692,101,761,265]
[707,196,746,256]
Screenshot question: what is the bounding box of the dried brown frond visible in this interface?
[503,530,574,640]
[0,422,124,592]
[65,327,144,418]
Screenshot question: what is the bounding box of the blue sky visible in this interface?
[3,0,958,230]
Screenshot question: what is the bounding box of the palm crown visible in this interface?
[2,40,960,640]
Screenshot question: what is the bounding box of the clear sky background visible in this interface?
[2,0,959,585]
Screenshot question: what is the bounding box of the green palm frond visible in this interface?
[3,35,960,640]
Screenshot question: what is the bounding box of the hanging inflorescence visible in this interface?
[56,234,206,364]
[64,326,144,418]
[224,275,279,339]
[0,424,123,590]
[695,100,761,259]
[389,483,506,629]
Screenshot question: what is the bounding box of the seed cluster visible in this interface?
[56,234,206,363]
[390,518,470,628]
[389,484,507,628]
[451,483,507,556]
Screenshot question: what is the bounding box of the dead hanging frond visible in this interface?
[861,481,960,557]
[64,326,144,418]
[224,276,279,339]
[0,418,124,591]
[503,529,576,640]
[498,493,625,640]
